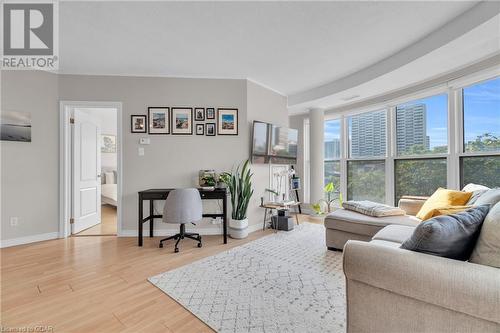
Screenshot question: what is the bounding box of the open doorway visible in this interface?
[60,102,122,238]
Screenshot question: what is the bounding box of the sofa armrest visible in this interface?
[343,241,500,324]
[398,196,428,216]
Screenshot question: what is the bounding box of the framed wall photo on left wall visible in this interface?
[148,107,170,134]
[131,115,147,133]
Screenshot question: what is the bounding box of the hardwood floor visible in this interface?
[1,215,319,332]
[76,205,117,236]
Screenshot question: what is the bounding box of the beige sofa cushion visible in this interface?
[372,225,416,244]
[469,203,500,268]
[325,209,420,237]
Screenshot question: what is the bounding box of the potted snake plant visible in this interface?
[219,160,254,239]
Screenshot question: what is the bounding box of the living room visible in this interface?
[1,1,499,332]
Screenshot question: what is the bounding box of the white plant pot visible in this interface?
[229,218,249,239]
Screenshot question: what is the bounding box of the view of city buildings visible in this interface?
[350,110,386,157]
[396,104,430,154]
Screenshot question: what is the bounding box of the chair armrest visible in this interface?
[343,241,500,324]
[398,196,428,216]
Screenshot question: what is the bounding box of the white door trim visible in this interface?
[59,101,123,238]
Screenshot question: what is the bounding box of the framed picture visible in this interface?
[148,107,170,134]
[171,107,193,135]
[194,108,205,121]
[1,111,31,142]
[131,115,147,133]
[101,134,116,153]
[196,124,204,135]
[217,108,238,135]
[206,123,216,136]
[206,108,215,119]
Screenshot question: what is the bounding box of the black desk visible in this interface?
[137,188,228,246]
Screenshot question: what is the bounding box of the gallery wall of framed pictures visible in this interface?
[131,107,238,137]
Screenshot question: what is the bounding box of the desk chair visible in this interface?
[159,188,203,253]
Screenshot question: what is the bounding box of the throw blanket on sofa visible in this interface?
[343,200,406,217]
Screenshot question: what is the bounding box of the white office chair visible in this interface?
[159,188,203,253]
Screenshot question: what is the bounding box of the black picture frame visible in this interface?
[206,108,215,119]
[148,107,170,135]
[217,108,238,135]
[194,107,205,121]
[171,107,194,135]
[131,115,147,133]
[206,123,216,136]
[196,123,204,135]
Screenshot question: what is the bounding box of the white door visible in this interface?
[72,109,101,234]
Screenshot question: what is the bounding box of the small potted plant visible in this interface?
[317,180,343,213]
[219,160,254,239]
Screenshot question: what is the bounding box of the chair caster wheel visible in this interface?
[159,243,163,248]
[197,243,202,248]
[174,248,179,253]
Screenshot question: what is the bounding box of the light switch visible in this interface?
[138,147,145,156]
[139,137,150,145]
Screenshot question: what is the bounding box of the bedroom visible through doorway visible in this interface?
[72,107,118,236]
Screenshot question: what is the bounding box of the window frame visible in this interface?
[457,75,500,188]
[313,67,500,207]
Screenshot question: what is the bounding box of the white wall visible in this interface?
[1,70,59,243]
[288,114,307,204]
[85,108,118,171]
[246,80,288,225]
[1,71,288,243]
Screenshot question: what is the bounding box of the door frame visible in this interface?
[59,101,123,238]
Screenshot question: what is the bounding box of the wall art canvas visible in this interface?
[1,111,31,142]
[101,134,116,153]
[172,107,193,135]
[148,107,170,134]
[131,115,147,133]
[217,108,238,135]
[194,108,205,121]
[206,108,215,119]
[206,123,216,136]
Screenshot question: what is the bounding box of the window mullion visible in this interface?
[340,115,348,202]
[386,106,396,206]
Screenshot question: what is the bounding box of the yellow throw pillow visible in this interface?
[427,205,472,219]
[416,188,472,220]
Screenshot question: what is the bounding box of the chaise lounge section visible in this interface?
[325,196,426,250]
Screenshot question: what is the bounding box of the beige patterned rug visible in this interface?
[149,222,346,333]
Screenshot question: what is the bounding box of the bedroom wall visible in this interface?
[85,108,118,171]
[1,70,60,244]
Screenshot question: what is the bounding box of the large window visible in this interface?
[395,158,447,202]
[311,71,499,207]
[347,160,385,203]
[396,94,448,156]
[461,156,500,188]
[463,77,500,152]
[393,94,448,202]
[347,110,386,203]
[461,77,500,188]
[324,119,341,190]
[349,110,386,158]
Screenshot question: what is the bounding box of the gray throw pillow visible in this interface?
[469,203,500,268]
[401,205,490,260]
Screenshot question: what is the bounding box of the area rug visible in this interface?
[149,223,346,333]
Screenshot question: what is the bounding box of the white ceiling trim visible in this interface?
[287,1,500,107]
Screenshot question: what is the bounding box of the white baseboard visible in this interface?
[0,232,59,248]
[119,222,264,237]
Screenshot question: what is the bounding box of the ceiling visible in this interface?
[58,1,500,113]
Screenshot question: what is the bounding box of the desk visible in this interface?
[138,188,228,246]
